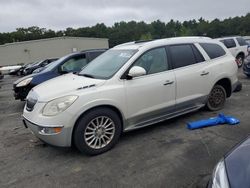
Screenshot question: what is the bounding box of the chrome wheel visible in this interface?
[84,116,115,149]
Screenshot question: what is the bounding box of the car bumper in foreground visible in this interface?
[22,116,72,147]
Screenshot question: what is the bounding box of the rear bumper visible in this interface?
[22,116,72,147]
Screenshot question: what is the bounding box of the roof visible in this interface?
[216,36,242,40]
[0,36,109,47]
[114,36,213,50]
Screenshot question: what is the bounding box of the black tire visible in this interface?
[206,85,227,111]
[73,107,122,155]
[236,54,244,68]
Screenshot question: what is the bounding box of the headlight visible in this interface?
[246,63,250,69]
[211,159,229,188]
[16,77,33,87]
[42,95,78,116]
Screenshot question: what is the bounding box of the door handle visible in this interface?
[163,80,174,85]
[200,71,209,76]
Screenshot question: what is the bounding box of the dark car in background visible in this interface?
[208,136,250,188]
[23,58,58,75]
[13,49,107,100]
[243,56,250,77]
[9,61,41,76]
[0,70,3,80]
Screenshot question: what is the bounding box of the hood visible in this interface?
[225,137,250,188]
[28,73,106,102]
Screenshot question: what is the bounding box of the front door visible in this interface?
[124,47,176,129]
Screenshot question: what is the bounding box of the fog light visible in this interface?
[38,127,63,135]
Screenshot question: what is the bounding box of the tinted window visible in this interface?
[133,47,168,75]
[236,37,247,46]
[192,45,205,63]
[169,44,196,68]
[220,39,236,48]
[200,43,226,59]
[61,54,87,72]
[88,51,105,61]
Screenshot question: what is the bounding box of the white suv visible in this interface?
[216,36,248,67]
[22,37,239,155]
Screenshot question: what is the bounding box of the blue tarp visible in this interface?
[187,113,240,130]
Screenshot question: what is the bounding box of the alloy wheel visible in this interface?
[84,116,115,149]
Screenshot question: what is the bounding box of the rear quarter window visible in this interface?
[200,43,226,59]
[236,37,247,46]
[220,39,236,48]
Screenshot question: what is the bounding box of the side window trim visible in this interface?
[120,46,171,79]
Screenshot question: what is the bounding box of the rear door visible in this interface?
[168,44,212,108]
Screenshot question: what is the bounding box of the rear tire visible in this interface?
[73,107,122,155]
[206,85,226,111]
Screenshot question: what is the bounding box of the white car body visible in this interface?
[216,36,248,58]
[22,37,238,149]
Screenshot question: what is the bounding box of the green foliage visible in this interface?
[0,13,249,47]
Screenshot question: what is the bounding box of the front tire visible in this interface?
[206,85,227,111]
[73,108,122,155]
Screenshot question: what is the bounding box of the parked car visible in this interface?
[207,136,250,188]
[0,70,3,80]
[243,36,250,55]
[8,62,36,76]
[216,36,248,67]
[22,37,239,155]
[243,55,250,77]
[23,58,58,75]
[14,49,106,100]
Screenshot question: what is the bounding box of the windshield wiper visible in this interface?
[80,73,95,78]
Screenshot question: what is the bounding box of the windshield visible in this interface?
[79,49,137,79]
[44,55,71,72]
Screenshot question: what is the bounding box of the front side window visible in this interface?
[169,44,197,68]
[79,49,137,79]
[200,43,226,59]
[61,55,87,72]
[132,47,168,75]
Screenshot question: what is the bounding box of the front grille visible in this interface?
[26,98,37,112]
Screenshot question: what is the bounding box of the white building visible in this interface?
[0,37,109,66]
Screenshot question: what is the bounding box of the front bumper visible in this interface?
[22,116,72,147]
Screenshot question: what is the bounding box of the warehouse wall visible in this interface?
[0,37,109,66]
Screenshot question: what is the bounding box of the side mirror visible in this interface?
[128,66,146,78]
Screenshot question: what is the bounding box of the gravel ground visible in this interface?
[0,69,249,188]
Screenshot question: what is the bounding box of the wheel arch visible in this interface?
[71,104,124,146]
[236,52,245,59]
[214,78,232,98]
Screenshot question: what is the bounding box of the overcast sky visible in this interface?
[0,0,249,32]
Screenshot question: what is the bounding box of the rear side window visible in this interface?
[200,43,226,59]
[220,39,236,48]
[169,44,197,68]
[236,37,247,46]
